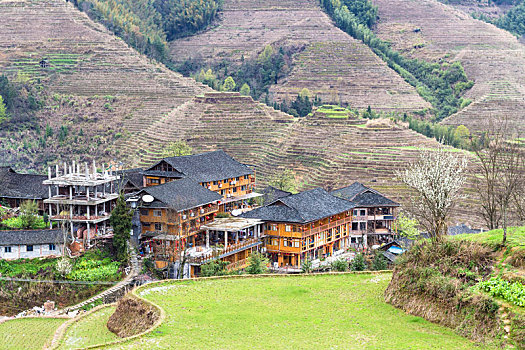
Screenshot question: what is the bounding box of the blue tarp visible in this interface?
[388,246,404,255]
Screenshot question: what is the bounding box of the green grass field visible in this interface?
[57,306,119,349]
[0,317,66,350]
[103,273,487,349]
[451,226,525,249]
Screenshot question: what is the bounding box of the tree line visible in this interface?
[68,0,221,62]
[474,1,525,38]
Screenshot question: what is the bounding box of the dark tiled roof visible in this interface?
[448,224,482,236]
[117,168,144,190]
[331,182,399,207]
[241,188,354,223]
[142,169,184,178]
[147,150,253,183]
[0,167,48,200]
[138,178,222,212]
[0,229,64,245]
[260,186,292,205]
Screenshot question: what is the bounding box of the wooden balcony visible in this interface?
[303,216,352,237]
[189,238,261,264]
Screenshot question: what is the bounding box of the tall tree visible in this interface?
[396,146,467,241]
[161,140,192,157]
[110,195,132,263]
[269,169,298,194]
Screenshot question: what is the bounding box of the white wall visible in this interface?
[0,244,63,259]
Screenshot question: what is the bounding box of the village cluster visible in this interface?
[0,150,402,277]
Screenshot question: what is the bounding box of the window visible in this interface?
[26,245,34,252]
[352,222,358,230]
[153,210,162,217]
[140,209,148,216]
[241,185,246,191]
[360,222,366,231]
[149,178,160,185]
[353,209,358,216]
[270,224,278,231]
[283,239,289,247]
[4,246,11,253]
[294,240,300,248]
[271,239,278,246]
[49,244,56,251]
[213,181,218,185]
[220,190,225,195]
[236,177,240,181]
[233,187,237,193]
[285,225,291,232]
[360,209,366,216]
[154,223,162,231]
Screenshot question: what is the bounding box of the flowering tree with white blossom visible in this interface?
[396,146,468,241]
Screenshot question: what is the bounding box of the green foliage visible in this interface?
[72,0,221,63]
[301,257,313,273]
[215,212,231,218]
[340,0,378,28]
[351,253,368,271]
[476,2,525,37]
[109,195,132,264]
[0,95,7,124]
[239,83,251,96]
[268,169,298,193]
[200,259,228,277]
[222,76,236,91]
[331,258,348,272]
[321,0,473,120]
[67,259,121,281]
[372,251,388,271]
[392,212,420,240]
[161,140,192,157]
[245,252,269,274]
[2,215,46,230]
[476,276,525,307]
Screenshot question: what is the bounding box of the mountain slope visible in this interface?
[169,0,430,112]
[372,0,525,135]
[0,0,210,168]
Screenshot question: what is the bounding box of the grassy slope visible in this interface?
[104,274,485,349]
[58,306,118,350]
[451,226,525,250]
[0,317,66,350]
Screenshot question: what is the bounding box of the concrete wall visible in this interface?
[0,244,62,259]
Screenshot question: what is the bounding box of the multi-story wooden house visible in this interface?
[142,150,257,212]
[0,166,48,213]
[241,188,355,268]
[331,182,400,246]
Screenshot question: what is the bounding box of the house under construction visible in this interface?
[43,161,119,253]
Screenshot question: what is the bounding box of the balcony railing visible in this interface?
[189,238,260,264]
[303,217,352,237]
[226,258,248,271]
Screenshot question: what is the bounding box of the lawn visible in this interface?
[0,317,66,350]
[57,306,119,349]
[104,273,488,349]
[450,226,525,249]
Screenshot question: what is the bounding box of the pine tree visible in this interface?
[110,195,132,264]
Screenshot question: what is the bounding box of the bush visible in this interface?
[331,259,348,272]
[372,252,388,271]
[200,260,228,277]
[2,216,46,229]
[351,253,367,271]
[245,252,269,274]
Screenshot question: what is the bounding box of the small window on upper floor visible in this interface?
[285,225,291,232]
[26,245,34,252]
[360,209,366,216]
[153,210,162,217]
[49,244,56,251]
[4,246,11,253]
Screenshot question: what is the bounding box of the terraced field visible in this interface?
[0,0,209,167]
[129,92,478,225]
[169,0,429,112]
[372,0,525,134]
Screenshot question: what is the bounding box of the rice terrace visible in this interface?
[0,0,524,348]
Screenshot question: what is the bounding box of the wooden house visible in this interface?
[331,182,400,246]
[0,166,48,213]
[142,150,257,212]
[240,188,355,268]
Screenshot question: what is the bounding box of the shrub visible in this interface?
[476,277,525,307]
[200,260,228,277]
[246,252,269,274]
[351,253,367,271]
[372,252,388,271]
[331,259,348,272]
[301,258,313,273]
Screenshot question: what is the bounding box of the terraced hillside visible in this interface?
[169,0,429,112]
[0,0,210,168]
[129,92,478,225]
[372,0,525,134]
